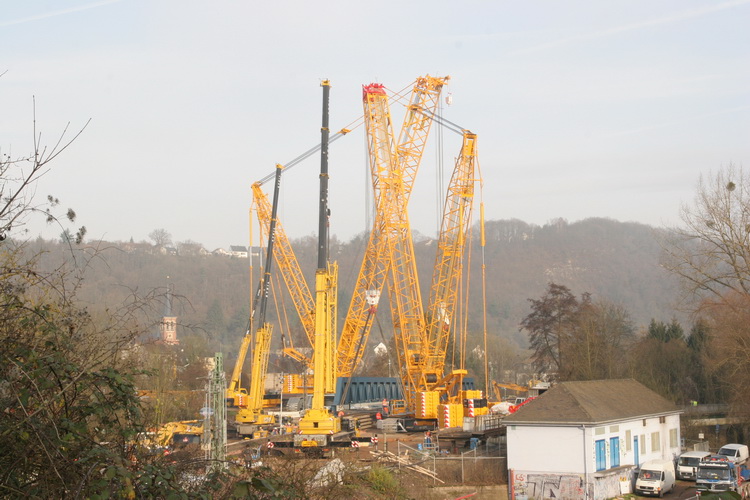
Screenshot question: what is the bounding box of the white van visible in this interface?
[677,451,712,480]
[717,444,749,465]
[635,459,676,497]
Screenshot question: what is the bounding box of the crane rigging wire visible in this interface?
[256,81,417,186]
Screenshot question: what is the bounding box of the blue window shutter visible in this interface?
[610,437,620,467]
[595,439,607,471]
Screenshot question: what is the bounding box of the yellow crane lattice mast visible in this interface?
[338,76,449,382]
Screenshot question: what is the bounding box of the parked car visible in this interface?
[677,451,712,480]
[717,444,749,465]
[635,459,676,497]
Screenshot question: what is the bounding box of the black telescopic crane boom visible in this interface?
[256,164,283,329]
[317,80,331,271]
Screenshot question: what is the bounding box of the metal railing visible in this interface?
[392,439,506,485]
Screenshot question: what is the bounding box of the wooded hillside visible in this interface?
[28,217,683,373]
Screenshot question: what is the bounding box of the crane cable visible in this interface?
[476,158,489,398]
[256,81,416,186]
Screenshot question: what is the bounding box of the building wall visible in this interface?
[508,414,681,475]
[508,425,585,472]
[610,414,682,467]
[160,315,178,345]
[509,470,589,500]
[507,414,681,500]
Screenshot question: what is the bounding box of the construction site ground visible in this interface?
[227,425,507,499]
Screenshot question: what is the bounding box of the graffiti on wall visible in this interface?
[512,471,588,500]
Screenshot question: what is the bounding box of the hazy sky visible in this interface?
[2,1,749,250]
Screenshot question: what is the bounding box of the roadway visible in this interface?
[635,479,701,499]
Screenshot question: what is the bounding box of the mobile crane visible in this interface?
[293,80,350,456]
[226,332,252,408]
[232,164,284,437]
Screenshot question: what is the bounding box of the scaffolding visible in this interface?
[204,352,227,468]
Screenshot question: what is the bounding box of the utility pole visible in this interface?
[205,352,227,468]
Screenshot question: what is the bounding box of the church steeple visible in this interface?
[160,282,179,345]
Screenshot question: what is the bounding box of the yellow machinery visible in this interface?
[361,82,482,426]
[413,130,483,425]
[141,420,203,450]
[245,77,481,431]
[293,80,342,455]
[232,165,287,437]
[251,180,315,368]
[492,381,529,401]
[226,331,252,408]
[250,76,449,383]
[233,322,274,436]
[337,76,449,379]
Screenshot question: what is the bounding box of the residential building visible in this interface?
[504,378,681,500]
[230,245,248,258]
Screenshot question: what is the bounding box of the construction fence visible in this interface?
[371,440,507,486]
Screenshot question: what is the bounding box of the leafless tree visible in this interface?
[148,228,172,247]
[177,239,204,256]
[0,98,89,242]
[564,300,635,381]
[661,163,750,416]
[661,163,750,302]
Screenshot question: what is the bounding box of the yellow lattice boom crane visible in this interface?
[336,76,449,381]
[251,179,315,368]
[249,76,448,388]
[419,130,483,428]
[353,76,483,428]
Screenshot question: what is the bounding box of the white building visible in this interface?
[503,378,682,500]
[229,245,249,258]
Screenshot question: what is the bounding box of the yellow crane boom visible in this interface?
[423,131,478,379]
[248,76,449,385]
[233,165,285,436]
[251,180,315,364]
[295,80,342,453]
[376,118,480,419]
[337,76,448,379]
[226,329,252,407]
[415,131,481,425]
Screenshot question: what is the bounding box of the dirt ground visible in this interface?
[358,429,507,499]
[231,428,507,498]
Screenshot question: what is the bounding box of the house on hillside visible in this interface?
[230,245,248,258]
[504,378,681,500]
[212,248,230,257]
